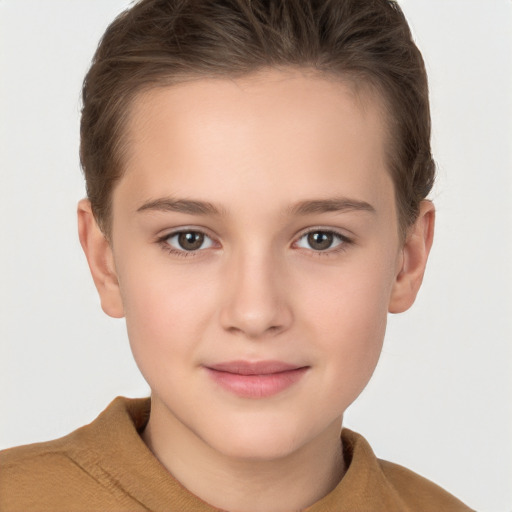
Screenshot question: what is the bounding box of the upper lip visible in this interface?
[206,360,306,375]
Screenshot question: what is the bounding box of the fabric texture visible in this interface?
[0,396,473,511]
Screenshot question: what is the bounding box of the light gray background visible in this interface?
[0,1,511,511]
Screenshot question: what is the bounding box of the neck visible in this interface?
[142,398,345,512]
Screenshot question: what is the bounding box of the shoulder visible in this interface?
[337,428,475,512]
[0,397,150,512]
[377,458,474,512]
[0,436,119,511]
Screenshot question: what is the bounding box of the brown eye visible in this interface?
[296,230,346,252]
[307,231,334,250]
[178,232,204,250]
[165,231,214,252]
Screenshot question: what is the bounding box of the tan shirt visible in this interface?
[0,397,473,511]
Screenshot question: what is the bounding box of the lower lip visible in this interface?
[205,367,308,398]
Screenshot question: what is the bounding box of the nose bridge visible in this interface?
[219,240,292,338]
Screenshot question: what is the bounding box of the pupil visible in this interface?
[178,232,204,250]
[308,231,333,250]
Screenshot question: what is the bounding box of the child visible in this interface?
[0,0,475,510]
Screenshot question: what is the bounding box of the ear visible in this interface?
[77,199,124,318]
[388,200,435,314]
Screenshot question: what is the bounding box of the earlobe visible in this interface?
[77,199,125,318]
[388,200,435,314]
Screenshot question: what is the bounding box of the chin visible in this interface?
[202,415,314,462]
[213,438,301,462]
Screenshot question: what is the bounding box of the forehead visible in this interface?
[116,68,393,217]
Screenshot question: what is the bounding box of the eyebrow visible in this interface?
[136,196,375,217]
[287,198,376,216]
[137,198,224,216]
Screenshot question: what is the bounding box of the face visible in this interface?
[102,69,406,460]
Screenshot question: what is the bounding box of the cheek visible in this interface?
[301,253,393,338]
[118,261,218,373]
[298,256,395,397]
[315,285,387,372]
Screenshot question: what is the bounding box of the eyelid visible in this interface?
[156,226,220,256]
[156,225,216,241]
[292,227,354,252]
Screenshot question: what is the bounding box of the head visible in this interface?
[78,0,435,464]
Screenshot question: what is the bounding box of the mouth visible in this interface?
[204,360,309,398]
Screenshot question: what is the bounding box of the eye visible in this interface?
[165,230,215,252]
[295,230,347,252]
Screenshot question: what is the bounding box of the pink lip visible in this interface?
[204,360,309,398]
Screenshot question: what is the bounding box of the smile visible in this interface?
[204,360,309,398]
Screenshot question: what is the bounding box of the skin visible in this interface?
[78,68,434,512]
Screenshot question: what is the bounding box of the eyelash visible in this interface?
[156,229,216,258]
[296,228,353,257]
[156,228,353,259]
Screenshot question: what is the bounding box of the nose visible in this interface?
[219,247,293,339]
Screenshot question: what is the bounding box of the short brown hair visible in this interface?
[80,0,435,238]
